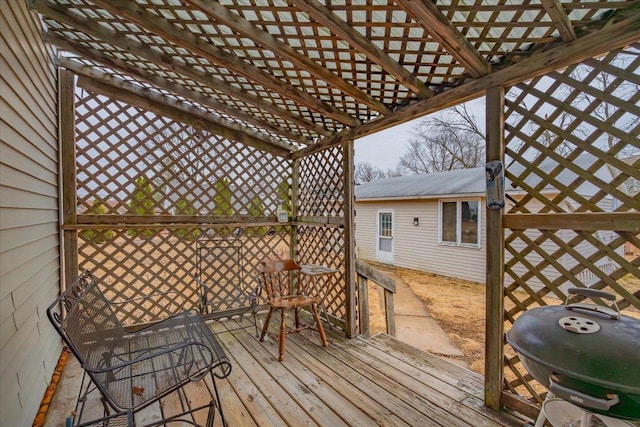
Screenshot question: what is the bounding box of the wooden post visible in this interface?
[343,140,357,338]
[485,86,505,410]
[357,274,370,337]
[59,69,78,288]
[290,158,299,260]
[384,290,395,337]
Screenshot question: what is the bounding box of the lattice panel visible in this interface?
[77,226,292,325]
[77,228,199,325]
[75,88,290,216]
[298,146,345,218]
[502,47,640,405]
[296,145,347,324]
[296,225,347,321]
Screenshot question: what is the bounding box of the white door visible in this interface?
[376,211,394,263]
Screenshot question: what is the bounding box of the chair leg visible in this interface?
[279,309,287,361]
[252,304,259,338]
[310,304,328,347]
[210,372,227,427]
[260,307,274,342]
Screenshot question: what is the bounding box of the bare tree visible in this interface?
[399,106,485,174]
[385,166,403,178]
[355,162,388,184]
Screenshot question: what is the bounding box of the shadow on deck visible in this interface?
[45,315,526,427]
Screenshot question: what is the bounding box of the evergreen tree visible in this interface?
[128,176,156,238]
[173,197,200,240]
[246,195,267,237]
[213,177,233,237]
[82,198,114,243]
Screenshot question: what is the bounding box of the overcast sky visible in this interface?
[354,97,487,171]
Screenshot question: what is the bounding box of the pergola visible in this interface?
[2,0,639,424]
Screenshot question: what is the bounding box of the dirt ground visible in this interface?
[371,262,640,376]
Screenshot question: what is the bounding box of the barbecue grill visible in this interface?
[507,288,640,426]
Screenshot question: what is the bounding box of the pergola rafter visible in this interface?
[33,0,332,142]
[395,0,493,78]
[48,34,313,146]
[31,0,639,158]
[67,58,295,157]
[90,0,361,127]
[294,11,640,157]
[292,0,435,99]
[540,0,577,41]
[184,0,392,116]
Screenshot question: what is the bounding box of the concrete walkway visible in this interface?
[373,265,465,361]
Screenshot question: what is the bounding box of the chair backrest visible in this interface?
[260,259,302,300]
[196,239,261,317]
[47,271,125,367]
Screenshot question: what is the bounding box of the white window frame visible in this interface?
[438,199,481,248]
[376,210,394,259]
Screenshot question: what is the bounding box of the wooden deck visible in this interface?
[46,316,526,427]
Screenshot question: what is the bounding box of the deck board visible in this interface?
[46,315,525,427]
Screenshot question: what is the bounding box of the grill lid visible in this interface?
[507,290,640,393]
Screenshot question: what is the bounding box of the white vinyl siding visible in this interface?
[355,199,487,283]
[0,2,60,426]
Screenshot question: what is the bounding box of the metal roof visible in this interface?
[356,167,486,200]
[355,152,611,200]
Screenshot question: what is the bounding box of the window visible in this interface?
[439,200,480,247]
[379,212,393,238]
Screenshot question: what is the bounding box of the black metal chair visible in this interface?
[47,270,232,427]
[195,239,260,335]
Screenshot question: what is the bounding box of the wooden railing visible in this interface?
[355,259,396,337]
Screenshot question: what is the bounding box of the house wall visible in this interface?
[0,2,60,426]
[355,198,487,283]
[355,194,618,288]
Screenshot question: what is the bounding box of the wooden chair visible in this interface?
[258,259,328,361]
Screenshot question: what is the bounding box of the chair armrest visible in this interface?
[108,289,192,319]
[83,340,217,381]
[85,311,231,380]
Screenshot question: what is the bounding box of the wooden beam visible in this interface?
[70,63,293,158]
[32,0,331,138]
[291,158,299,261]
[484,86,505,412]
[396,0,492,77]
[504,212,640,232]
[75,214,279,225]
[292,0,434,99]
[354,259,396,293]
[61,57,295,152]
[59,69,79,287]
[296,13,640,157]
[343,139,357,338]
[184,0,391,115]
[91,0,360,127]
[48,35,311,147]
[541,0,577,41]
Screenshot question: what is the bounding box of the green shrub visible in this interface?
[82,198,114,243]
[246,195,267,237]
[128,176,156,238]
[173,197,200,240]
[213,177,233,237]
